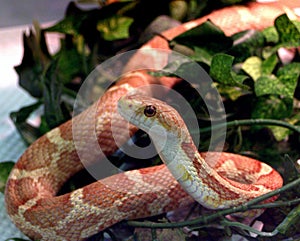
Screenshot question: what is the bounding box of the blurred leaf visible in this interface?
[0,162,15,193]
[97,15,133,41]
[44,2,109,35]
[47,3,91,34]
[55,38,87,84]
[191,46,213,66]
[169,0,188,21]
[46,1,134,47]
[47,17,80,35]
[10,102,41,124]
[43,60,71,130]
[10,102,42,144]
[14,29,51,98]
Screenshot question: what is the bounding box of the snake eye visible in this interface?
[144,105,156,117]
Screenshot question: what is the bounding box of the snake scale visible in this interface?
[5,1,296,240]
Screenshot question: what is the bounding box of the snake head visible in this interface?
[117,94,191,146]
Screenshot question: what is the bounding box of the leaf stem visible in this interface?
[200,119,300,134]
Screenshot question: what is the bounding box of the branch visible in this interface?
[127,177,300,230]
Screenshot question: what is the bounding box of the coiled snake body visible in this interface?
[5,2,294,240]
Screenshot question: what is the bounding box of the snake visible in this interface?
[4,1,295,240]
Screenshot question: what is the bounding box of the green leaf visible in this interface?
[277,62,300,96]
[45,16,82,36]
[161,60,208,84]
[0,162,15,193]
[275,14,300,46]
[172,20,232,53]
[10,101,41,124]
[254,75,275,96]
[191,46,213,66]
[14,29,51,98]
[255,63,299,98]
[277,62,300,79]
[45,2,98,35]
[10,102,42,144]
[97,15,133,41]
[242,56,262,81]
[252,96,293,120]
[209,53,248,86]
[294,20,300,33]
[229,30,265,63]
[43,60,71,130]
[261,54,278,75]
[55,41,87,84]
[262,26,279,43]
[261,15,300,56]
[269,126,290,141]
[242,49,278,82]
[216,85,246,101]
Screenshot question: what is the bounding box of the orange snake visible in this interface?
[5,2,296,240]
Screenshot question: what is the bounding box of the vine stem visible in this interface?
[220,220,279,237]
[127,177,300,229]
[200,118,300,134]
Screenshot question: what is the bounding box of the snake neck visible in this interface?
[157,138,264,210]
